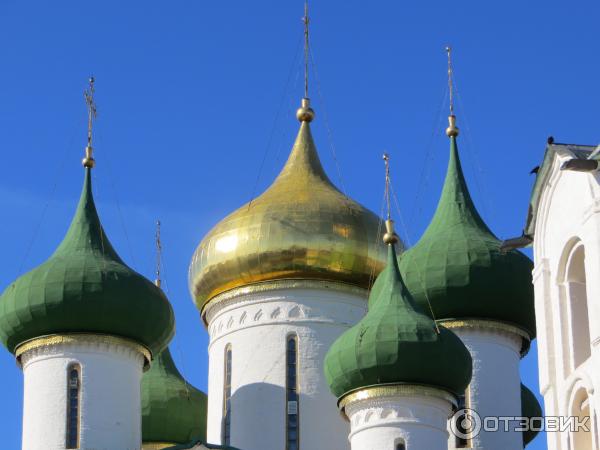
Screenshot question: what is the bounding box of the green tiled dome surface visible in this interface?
[142,347,207,444]
[399,136,536,338]
[521,383,543,446]
[325,244,472,398]
[0,168,174,355]
[164,440,239,450]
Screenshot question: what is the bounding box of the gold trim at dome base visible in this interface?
[202,278,368,324]
[338,384,458,412]
[15,333,152,370]
[142,442,178,450]
[438,318,531,356]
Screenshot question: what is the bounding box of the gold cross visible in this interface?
[82,77,97,168]
[446,46,454,115]
[303,1,310,99]
[84,77,97,148]
[383,153,391,220]
[155,220,162,288]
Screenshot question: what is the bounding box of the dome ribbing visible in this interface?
[142,347,207,445]
[324,241,472,399]
[189,119,388,314]
[0,168,174,355]
[399,135,536,338]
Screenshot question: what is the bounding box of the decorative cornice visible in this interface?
[338,384,457,412]
[202,279,368,325]
[439,318,531,356]
[142,442,178,450]
[15,333,152,370]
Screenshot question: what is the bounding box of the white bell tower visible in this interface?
[526,141,600,450]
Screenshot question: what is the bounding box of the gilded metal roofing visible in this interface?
[189,121,388,313]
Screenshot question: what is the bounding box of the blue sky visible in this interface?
[1,1,600,448]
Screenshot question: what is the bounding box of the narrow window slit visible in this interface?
[286,335,299,450]
[222,345,232,445]
[66,364,81,449]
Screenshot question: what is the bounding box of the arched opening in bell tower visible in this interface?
[559,240,591,373]
[569,387,594,450]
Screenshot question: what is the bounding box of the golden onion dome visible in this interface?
[189,100,390,315]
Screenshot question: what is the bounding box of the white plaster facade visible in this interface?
[343,388,456,450]
[203,281,368,450]
[20,338,145,450]
[445,322,525,450]
[531,145,600,450]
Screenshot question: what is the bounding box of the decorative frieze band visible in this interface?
[439,318,531,356]
[15,333,151,369]
[339,384,457,412]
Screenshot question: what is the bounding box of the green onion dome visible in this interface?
[142,347,208,446]
[163,441,240,450]
[324,234,472,399]
[521,383,543,446]
[399,131,536,338]
[0,168,175,355]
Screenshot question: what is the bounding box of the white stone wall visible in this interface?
[204,282,367,450]
[533,149,600,450]
[344,389,454,450]
[448,324,523,450]
[20,339,145,450]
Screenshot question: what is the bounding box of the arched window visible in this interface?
[222,345,232,446]
[286,335,299,450]
[453,385,471,448]
[562,242,591,370]
[66,363,81,449]
[570,387,593,450]
[395,440,406,450]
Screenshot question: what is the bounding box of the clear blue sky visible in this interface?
[1,1,599,448]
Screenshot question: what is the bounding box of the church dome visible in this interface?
[142,347,208,447]
[521,383,542,446]
[189,102,388,314]
[0,167,175,356]
[324,231,472,400]
[399,125,536,338]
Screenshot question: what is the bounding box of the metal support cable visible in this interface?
[94,131,137,267]
[309,46,347,195]
[16,118,82,276]
[408,87,449,230]
[248,35,304,208]
[454,86,493,221]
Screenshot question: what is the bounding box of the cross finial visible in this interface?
[155,220,162,288]
[296,1,315,122]
[382,153,398,245]
[303,0,310,99]
[82,76,97,168]
[383,153,391,220]
[445,47,459,137]
[446,46,454,115]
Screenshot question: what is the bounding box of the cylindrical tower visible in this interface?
[0,99,175,450]
[20,335,148,450]
[324,224,473,450]
[399,112,536,450]
[188,98,387,450]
